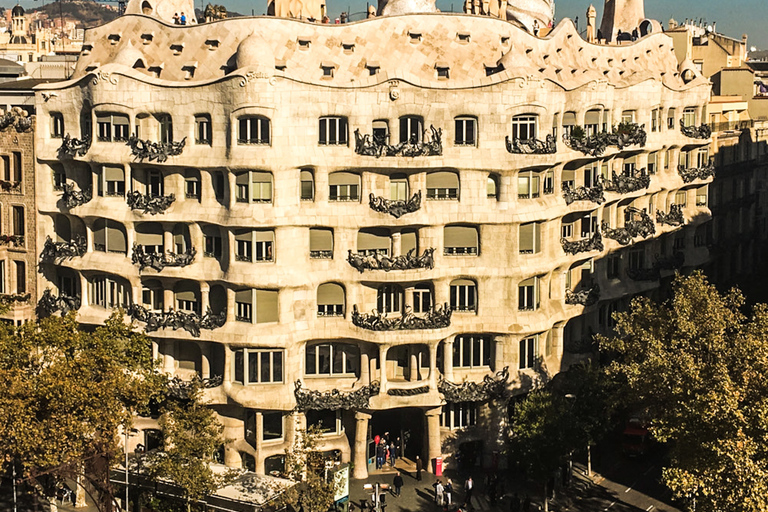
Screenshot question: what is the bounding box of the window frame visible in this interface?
[454,116,477,146]
[450,279,477,312]
[238,116,271,145]
[318,116,349,146]
[234,348,284,384]
[512,114,537,141]
[194,114,212,145]
[305,342,360,377]
[519,335,538,369]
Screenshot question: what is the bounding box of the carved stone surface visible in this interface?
[561,231,604,255]
[58,134,91,158]
[387,385,430,396]
[0,234,24,247]
[127,304,226,338]
[562,123,647,156]
[37,289,81,317]
[132,243,196,271]
[656,204,685,227]
[0,180,22,193]
[601,207,655,245]
[61,182,93,209]
[354,126,442,157]
[438,366,509,403]
[39,235,87,263]
[680,119,712,140]
[127,191,176,214]
[347,248,435,273]
[369,191,422,218]
[505,134,557,154]
[678,161,715,183]
[127,135,186,163]
[562,182,605,205]
[352,303,451,330]
[603,170,651,194]
[294,379,381,411]
[565,284,600,306]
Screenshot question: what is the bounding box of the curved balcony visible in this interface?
[61,183,92,209]
[601,207,655,246]
[131,243,196,271]
[505,134,557,154]
[351,304,451,331]
[562,122,647,157]
[37,289,81,317]
[127,304,225,338]
[369,191,421,218]
[562,182,605,205]
[603,170,650,194]
[561,231,604,255]
[39,235,87,263]
[680,119,712,140]
[626,252,686,282]
[656,204,685,227]
[126,191,176,215]
[437,366,509,402]
[565,284,600,306]
[293,379,381,411]
[678,160,715,183]
[347,248,435,273]
[353,126,442,157]
[58,134,91,159]
[126,135,186,163]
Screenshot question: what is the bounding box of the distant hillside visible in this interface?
[31,0,119,29]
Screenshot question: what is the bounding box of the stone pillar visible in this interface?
[359,347,370,385]
[163,288,174,311]
[494,337,504,373]
[163,339,175,373]
[163,229,172,253]
[428,343,439,390]
[223,344,233,383]
[255,412,265,474]
[425,407,442,472]
[353,411,371,479]
[392,231,402,257]
[409,347,419,381]
[379,345,388,392]
[200,281,210,313]
[443,338,454,381]
[200,342,211,379]
[226,287,236,323]
[78,274,89,307]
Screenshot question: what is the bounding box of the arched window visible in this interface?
[443,225,478,255]
[399,115,423,143]
[174,281,200,313]
[487,174,499,200]
[450,279,477,312]
[357,229,390,256]
[54,215,71,243]
[309,228,333,259]
[135,223,164,253]
[300,169,314,201]
[512,114,538,141]
[329,172,360,202]
[426,171,459,200]
[141,279,163,311]
[93,219,127,254]
[238,116,271,145]
[518,277,540,311]
[185,169,200,199]
[317,283,345,317]
[377,284,403,314]
[172,224,191,253]
[585,109,601,136]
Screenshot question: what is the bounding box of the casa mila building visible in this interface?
[35,0,712,478]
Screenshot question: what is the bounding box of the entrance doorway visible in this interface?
[369,407,425,460]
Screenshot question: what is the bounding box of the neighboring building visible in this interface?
[34,0,712,479]
[0,5,82,71]
[0,107,36,325]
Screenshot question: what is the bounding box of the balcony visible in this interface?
[369,191,421,218]
[37,289,81,317]
[601,207,655,246]
[0,180,21,193]
[39,235,87,263]
[61,183,92,209]
[562,182,605,205]
[0,234,24,247]
[347,248,435,273]
[656,204,685,227]
[0,108,32,132]
[603,170,650,194]
[438,367,509,402]
[351,303,451,331]
[678,160,715,184]
[58,134,91,159]
[126,135,186,163]
[126,191,175,215]
[562,123,647,157]
[505,134,557,155]
[680,119,712,140]
[127,304,225,338]
[131,243,196,271]
[294,380,380,411]
[561,231,604,255]
[353,126,442,157]
[626,253,684,282]
[565,284,600,306]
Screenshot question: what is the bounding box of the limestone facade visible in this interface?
[35,13,712,477]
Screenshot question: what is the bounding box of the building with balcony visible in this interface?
[34,0,712,479]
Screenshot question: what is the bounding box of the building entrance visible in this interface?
[369,407,424,461]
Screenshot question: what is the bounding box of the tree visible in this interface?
[600,272,768,511]
[279,422,338,512]
[0,311,165,511]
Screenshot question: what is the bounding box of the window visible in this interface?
[12,206,24,237]
[585,109,600,136]
[426,171,459,200]
[519,336,538,369]
[399,115,423,144]
[318,116,348,145]
[519,222,541,254]
[234,230,274,262]
[300,170,314,201]
[14,261,25,294]
[0,261,4,294]
[621,110,636,124]
[203,225,222,259]
[674,190,687,206]
[647,152,657,175]
[321,64,335,77]
[185,170,200,199]
[100,166,125,197]
[452,334,491,368]
[390,174,409,201]
[512,114,537,141]
[263,412,284,441]
[175,285,199,313]
[440,402,477,429]
[696,186,708,207]
[518,277,539,311]
[235,171,273,203]
[90,275,131,308]
[581,212,598,237]
[306,343,359,376]
[683,107,697,128]
[444,225,478,255]
[584,163,599,187]
[195,114,211,145]
[454,117,477,146]
[357,229,390,256]
[306,409,340,434]
[238,116,271,145]
[233,289,279,323]
[674,234,686,250]
[650,108,660,132]
[562,112,576,137]
[372,120,389,144]
[562,169,575,190]
[543,170,554,194]
[628,248,645,270]
[607,253,620,278]
[436,66,450,79]
[450,279,477,312]
[329,172,360,201]
[135,223,163,254]
[411,284,432,313]
[487,175,499,200]
[141,280,163,310]
[234,348,283,383]
[518,171,540,199]
[317,283,345,317]
[696,148,709,168]
[561,222,574,239]
[51,113,64,138]
[667,108,676,130]
[157,114,173,143]
[310,228,333,259]
[96,113,130,142]
[377,284,403,314]
[146,169,164,197]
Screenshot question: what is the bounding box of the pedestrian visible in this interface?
[377,442,386,470]
[464,476,474,505]
[389,442,397,466]
[180,12,187,25]
[416,456,423,481]
[445,479,453,505]
[340,11,347,23]
[172,12,180,24]
[510,492,521,512]
[522,494,531,512]
[393,472,404,497]
[434,480,444,505]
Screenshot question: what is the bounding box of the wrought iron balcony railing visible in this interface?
[562,122,647,156]
[369,191,421,218]
[678,160,715,183]
[656,204,685,227]
[126,191,175,215]
[565,284,600,306]
[0,180,21,193]
[347,248,435,273]
[352,303,451,331]
[626,252,685,282]
[127,303,225,338]
[603,170,651,194]
[601,207,655,246]
[61,183,92,209]
[680,119,712,139]
[0,234,24,247]
[438,367,509,402]
[126,135,186,163]
[294,380,381,411]
[562,182,605,205]
[561,231,604,255]
[37,289,81,317]
[58,134,91,159]
[39,235,86,263]
[505,134,557,154]
[354,126,442,157]
[131,243,196,271]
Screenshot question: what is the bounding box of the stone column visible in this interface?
[359,346,370,385]
[223,344,232,383]
[392,231,402,257]
[410,347,419,381]
[428,343,439,390]
[424,407,442,472]
[494,337,504,373]
[163,288,174,311]
[443,338,454,381]
[200,281,210,313]
[163,229,173,253]
[163,339,175,373]
[352,411,371,479]
[255,412,265,474]
[78,274,89,307]
[379,345,388,392]
[200,342,211,379]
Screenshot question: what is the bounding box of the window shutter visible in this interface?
[310,229,333,252]
[256,289,278,323]
[427,171,459,188]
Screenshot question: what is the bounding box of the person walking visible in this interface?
[464,476,474,505]
[416,456,423,481]
[389,442,397,467]
[393,472,404,497]
[180,11,187,24]
[434,480,444,505]
[445,479,453,505]
[376,442,386,470]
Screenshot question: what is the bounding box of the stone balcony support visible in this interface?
[353,411,372,479]
[425,407,442,471]
[442,338,454,382]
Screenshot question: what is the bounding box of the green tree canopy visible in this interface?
[600,272,768,511]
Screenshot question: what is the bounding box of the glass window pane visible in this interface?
[318,344,330,374]
[248,351,260,383]
[235,350,244,383]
